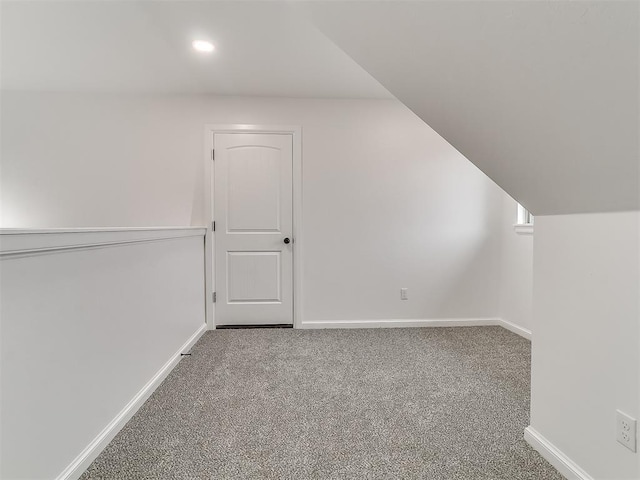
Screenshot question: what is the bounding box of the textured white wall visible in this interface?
[1,93,509,322]
[498,196,534,333]
[0,231,206,480]
[531,212,640,479]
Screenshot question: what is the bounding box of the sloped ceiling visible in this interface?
[3,1,638,214]
[294,1,640,215]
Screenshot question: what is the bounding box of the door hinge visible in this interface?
[212,149,215,161]
[212,292,217,303]
[212,221,215,232]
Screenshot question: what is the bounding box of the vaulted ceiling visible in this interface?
[294,1,640,215]
[2,1,638,215]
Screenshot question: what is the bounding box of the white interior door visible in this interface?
[214,133,293,326]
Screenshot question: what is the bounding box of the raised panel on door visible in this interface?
[214,133,293,326]
[227,146,281,233]
[227,251,281,303]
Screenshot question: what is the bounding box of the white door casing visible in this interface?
[213,133,293,326]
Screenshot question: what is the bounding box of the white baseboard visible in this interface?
[524,426,593,480]
[299,318,532,341]
[300,318,501,329]
[497,318,532,340]
[56,323,207,480]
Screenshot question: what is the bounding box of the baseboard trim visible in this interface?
[497,318,532,340]
[56,323,207,480]
[524,426,593,480]
[299,318,501,329]
[299,318,532,340]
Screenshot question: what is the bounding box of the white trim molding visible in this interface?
[56,324,207,480]
[0,227,206,259]
[300,318,502,329]
[524,426,594,480]
[498,318,532,340]
[300,318,532,341]
[203,124,303,331]
[513,223,534,235]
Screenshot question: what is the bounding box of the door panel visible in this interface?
[214,133,293,326]
[227,251,281,303]
[227,146,281,232]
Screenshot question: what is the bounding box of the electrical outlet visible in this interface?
[400,288,408,300]
[616,410,637,452]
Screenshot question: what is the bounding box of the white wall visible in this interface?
[498,196,534,334]
[1,92,509,322]
[530,212,639,479]
[0,228,206,480]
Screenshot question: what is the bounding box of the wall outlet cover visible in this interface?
[616,410,637,452]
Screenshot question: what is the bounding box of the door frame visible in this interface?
[203,124,303,330]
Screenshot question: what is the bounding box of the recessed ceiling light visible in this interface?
[192,40,214,53]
